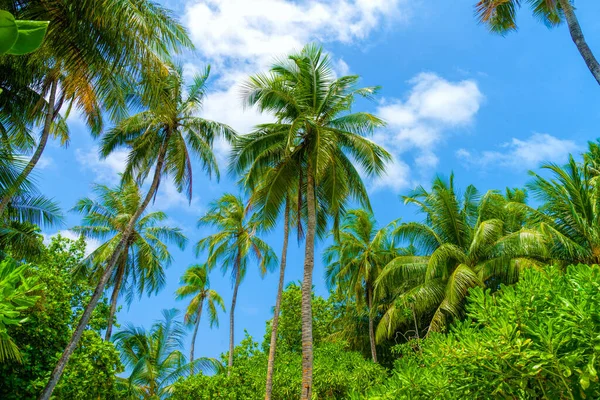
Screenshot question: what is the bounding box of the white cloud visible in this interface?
[152,179,204,215]
[43,230,101,257]
[36,155,54,170]
[371,73,484,191]
[370,155,412,192]
[183,0,409,146]
[457,133,579,170]
[75,146,127,183]
[184,0,405,67]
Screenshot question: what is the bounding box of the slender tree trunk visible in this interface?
[190,297,204,365]
[367,283,377,363]
[38,132,172,400]
[0,80,57,215]
[265,200,290,400]
[104,255,127,341]
[228,255,242,376]
[558,0,600,85]
[300,166,316,400]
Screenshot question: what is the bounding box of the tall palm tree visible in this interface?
[0,0,193,214]
[175,264,225,364]
[196,194,277,374]
[232,44,389,399]
[114,308,219,399]
[324,209,399,363]
[475,0,600,85]
[72,180,187,341]
[40,66,235,399]
[375,175,545,341]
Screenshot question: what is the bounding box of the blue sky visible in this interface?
[35,0,600,361]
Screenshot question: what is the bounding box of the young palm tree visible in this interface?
[375,175,546,341]
[114,308,219,399]
[72,180,188,341]
[196,194,277,374]
[0,0,193,215]
[232,44,389,399]
[324,209,399,363]
[475,0,600,85]
[522,155,600,264]
[40,66,234,398]
[175,264,225,364]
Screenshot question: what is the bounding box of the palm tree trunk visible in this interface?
[558,0,600,85]
[367,283,377,363]
[0,80,57,215]
[300,166,316,400]
[104,255,127,341]
[265,200,290,400]
[38,132,172,400]
[190,297,204,365]
[228,254,242,375]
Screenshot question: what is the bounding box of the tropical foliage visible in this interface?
[1,0,600,398]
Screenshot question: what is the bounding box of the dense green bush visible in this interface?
[0,236,122,399]
[171,333,385,399]
[358,264,600,399]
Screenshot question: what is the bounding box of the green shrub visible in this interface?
[358,264,600,399]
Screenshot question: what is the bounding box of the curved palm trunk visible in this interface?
[265,200,290,400]
[300,167,316,400]
[39,132,172,400]
[366,283,377,363]
[190,297,204,365]
[104,255,127,341]
[558,0,600,85]
[228,254,242,375]
[0,80,57,215]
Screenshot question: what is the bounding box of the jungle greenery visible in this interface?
[1,0,600,399]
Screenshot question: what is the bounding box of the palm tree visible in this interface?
[375,175,546,341]
[40,66,234,398]
[522,155,600,265]
[175,264,225,364]
[72,180,188,341]
[0,0,193,214]
[324,209,399,363]
[232,44,389,399]
[0,149,63,259]
[114,308,219,399]
[196,194,277,374]
[475,0,600,85]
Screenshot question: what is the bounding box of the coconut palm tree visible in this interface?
[475,0,600,85]
[175,264,225,364]
[114,308,219,399]
[232,44,389,399]
[0,0,193,215]
[72,180,187,341]
[375,174,546,341]
[324,209,399,363]
[522,155,600,265]
[196,194,277,374]
[40,66,234,399]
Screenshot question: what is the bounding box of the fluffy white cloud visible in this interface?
[184,0,405,67]
[457,133,579,170]
[371,73,484,191]
[152,179,204,215]
[75,146,127,183]
[370,155,412,192]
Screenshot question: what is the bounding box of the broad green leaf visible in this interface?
[0,10,18,55]
[7,20,49,55]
